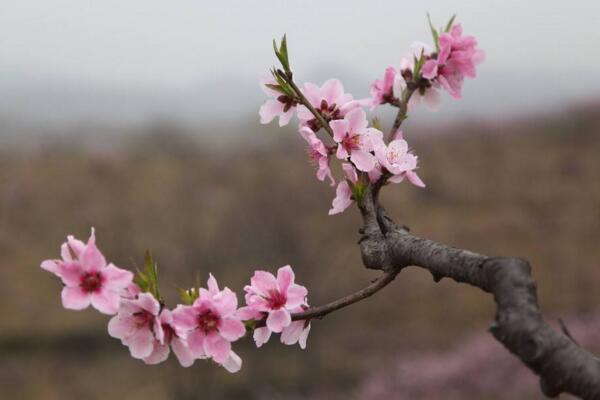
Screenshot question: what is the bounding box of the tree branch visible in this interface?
[357,185,600,399]
[387,86,416,141]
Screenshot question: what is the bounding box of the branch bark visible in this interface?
[357,185,600,399]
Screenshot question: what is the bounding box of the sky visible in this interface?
[0,0,599,127]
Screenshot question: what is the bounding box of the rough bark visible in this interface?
[357,185,600,399]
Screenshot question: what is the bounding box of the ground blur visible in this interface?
[1,102,600,399]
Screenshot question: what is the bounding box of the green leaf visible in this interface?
[445,14,456,32]
[412,48,425,80]
[427,13,440,52]
[272,34,291,73]
[133,250,162,301]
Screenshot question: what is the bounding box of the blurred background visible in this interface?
[1,1,600,399]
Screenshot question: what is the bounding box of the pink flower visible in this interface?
[243,265,308,334]
[297,79,361,129]
[171,274,246,366]
[370,66,397,109]
[374,138,425,187]
[299,126,335,186]
[53,229,133,315]
[329,162,358,216]
[331,108,383,172]
[422,24,485,99]
[259,77,297,126]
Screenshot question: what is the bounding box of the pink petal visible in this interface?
[421,60,438,80]
[253,327,272,348]
[350,150,376,172]
[330,119,349,144]
[298,323,311,349]
[296,105,314,121]
[204,332,231,363]
[213,288,238,317]
[91,289,121,315]
[321,79,344,105]
[236,306,262,321]
[345,108,368,132]
[276,265,295,294]
[341,163,358,183]
[102,264,133,291]
[422,88,441,111]
[221,351,242,373]
[80,229,106,271]
[218,317,245,342]
[406,170,426,188]
[61,286,91,310]
[279,108,294,127]
[59,261,84,287]
[41,260,60,275]
[143,341,170,365]
[171,305,198,331]
[250,271,278,295]
[127,328,155,359]
[187,329,207,358]
[266,309,292,333]
[259,100,284,124]
[207,273,219,295]
[64,236,86,260]
[328,181,353,216]
[285,285,308,309]
[335,143,349,160]
[280,320,305,346]
[108,315,135,339]
[171,337,195,367]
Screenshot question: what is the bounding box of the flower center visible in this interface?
[132,310,154,329]
[80,272,103,293]
[267,289,287,310]
[318,99,341,120]
[197,310,220,333]
[341,133,361,154]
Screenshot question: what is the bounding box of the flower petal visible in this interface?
[204,332,231,363]
[61,286,91,310]
[127,328,155,359]
[253,326,272,348]
[91,289,121,315]
[221,351,242,373]
[143,342,170,365]
[171,337,195,367]
[285,285,308,309]
[102,264,133,291]
[276,265,295,294]
[219,317,245,342]
[266,309,292,333]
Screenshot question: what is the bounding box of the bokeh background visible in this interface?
[1,1,600,399]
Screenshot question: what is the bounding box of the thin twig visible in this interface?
[387,86,416,141]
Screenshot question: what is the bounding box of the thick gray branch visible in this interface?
[358,186,600,399]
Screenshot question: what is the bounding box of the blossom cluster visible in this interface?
[259,18,483,215]
[41,229,310,372]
